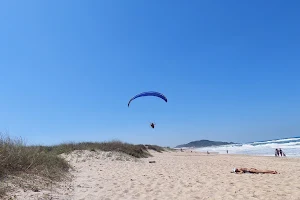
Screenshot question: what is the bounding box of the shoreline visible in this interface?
[177,149,300,159]
[196,151,300,158]
[177,147,300,158]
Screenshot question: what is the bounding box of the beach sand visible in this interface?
[7,150,300,200]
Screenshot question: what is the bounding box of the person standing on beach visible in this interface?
[279,148,283,156]
[275,149,279,157]
[227,150,228,154]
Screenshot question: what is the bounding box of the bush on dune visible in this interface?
[0,134,69,179]
[0,134,70,197]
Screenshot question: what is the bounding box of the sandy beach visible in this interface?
[7,150,300,200]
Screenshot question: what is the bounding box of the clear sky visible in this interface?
[0,1,299,147]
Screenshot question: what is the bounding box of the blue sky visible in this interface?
[0,1,299,147]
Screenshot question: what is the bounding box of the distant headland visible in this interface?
[175,140,235,148]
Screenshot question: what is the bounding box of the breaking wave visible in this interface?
[195,137,300,157]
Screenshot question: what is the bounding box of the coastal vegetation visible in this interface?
[0,133,170,197]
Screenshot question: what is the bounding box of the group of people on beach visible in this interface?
[275,148,286,157]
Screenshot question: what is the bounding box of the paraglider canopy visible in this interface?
[127,91,167,107]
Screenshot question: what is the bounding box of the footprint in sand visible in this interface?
[134,193,141,198]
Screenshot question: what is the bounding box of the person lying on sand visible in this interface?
[231,168,278,174]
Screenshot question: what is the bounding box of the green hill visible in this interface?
[175,140,235,148]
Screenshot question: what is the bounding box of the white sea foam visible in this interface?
[194,137,300,157]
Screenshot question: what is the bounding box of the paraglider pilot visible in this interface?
[150,122,155,129]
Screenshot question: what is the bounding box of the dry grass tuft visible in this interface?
[0,133,69,197]
[0,134,69,180]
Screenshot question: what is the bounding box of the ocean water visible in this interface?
[194,137,300,157]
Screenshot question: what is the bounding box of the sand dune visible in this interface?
[7,150,300,200]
